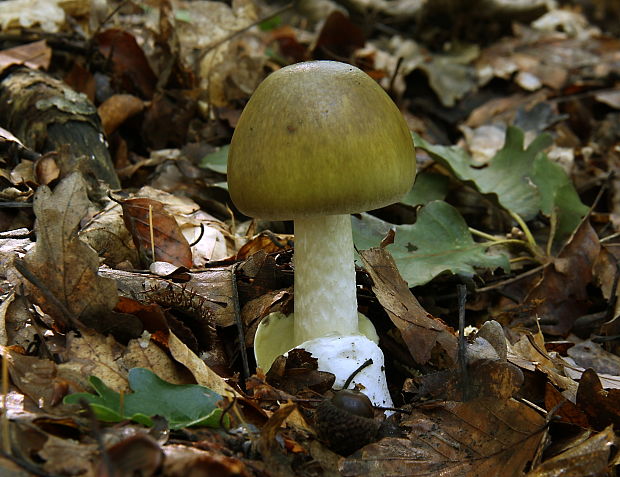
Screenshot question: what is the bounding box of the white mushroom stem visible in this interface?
[294,214,358,344]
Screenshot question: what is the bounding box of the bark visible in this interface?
[0,66,120,188]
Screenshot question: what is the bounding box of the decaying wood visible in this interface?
[0,66,120,187]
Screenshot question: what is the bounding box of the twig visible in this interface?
[13,259,81,330]
[1,349,9,455]
[231,262,250,380]
[197,3,294,63]
[475,263,548,293]
[457,284,468,400]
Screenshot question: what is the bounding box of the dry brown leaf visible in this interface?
[341,398,546,476]
[57,329,128,392]
[526,426,617,476]
[122,338,188,386]
[162,443,253,477]
[544,382,589,427]
[97,433,163,477]
[266,349,335,396]
[79,200,139,267]
[256,402,298,477]
[525,220,601,336]
[236,231,293,261]
[39,434,97,476]
[167,331,234,397]
[0,39,51,72]
[95,29,157,99]
[509,331,579,398]
[6,349,67,409]
[18,173,119,329]
[576,369,620,431]
[97,93,144,136]
[359,247,458,367]
[120,197,193,268]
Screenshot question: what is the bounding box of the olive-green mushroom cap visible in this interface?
[227,61,416,220]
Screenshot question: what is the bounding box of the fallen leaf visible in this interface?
[95,29,157,99]
[39,434,97,476]
[97,93,145,136]
[359,247,458,367]
[0,40,51,72]
[544,382,589,427]
[6,349,67,409]
[576,369,620,431]
[18,173,122,330]
[64,367,226,429]
[525,220,601,336]
[526,426,617,476]
[58,328,128,393]
[167,331,234,397]
[120,197,193,268]
[341,398,546,476]
[98,433,163,477]
[163,443,254,477]
[266,349,335,396]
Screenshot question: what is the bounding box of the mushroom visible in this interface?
[228,61,415,407]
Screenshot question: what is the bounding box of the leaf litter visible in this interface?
[0,1,619,476]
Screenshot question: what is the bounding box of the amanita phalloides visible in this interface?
[228,61,416,407]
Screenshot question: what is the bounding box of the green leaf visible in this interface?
[413,127,587,243]
[531,154,589,242]
[199,145,229,174]
[353,202,509,287]
[414,128,549,219]
[352,213,393,252]
[401,172,450,207]
[64,368,226,429]
[259,15,282,31]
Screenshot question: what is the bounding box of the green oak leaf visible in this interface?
[401,172,450,207]
[413,127,587,243]
[353,201,509,287]
[64,368,226,429]
[531,153,589,242]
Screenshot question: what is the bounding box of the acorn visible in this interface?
[314,389,381,455]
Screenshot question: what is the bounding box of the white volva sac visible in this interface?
[294,335,393,408]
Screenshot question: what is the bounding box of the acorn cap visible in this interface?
[227,61,416,220]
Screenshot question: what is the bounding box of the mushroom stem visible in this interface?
[294,214,358,344]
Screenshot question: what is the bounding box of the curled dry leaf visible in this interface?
[97,93,145,136]
[576,369,620,431]
[526,426,617,477]
[120,197,193,268]
[359,247,458,367]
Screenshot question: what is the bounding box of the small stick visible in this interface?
[148,204,155,263]
[231,263,250,379]
[457,284,468,400]
[1,348,9,455]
